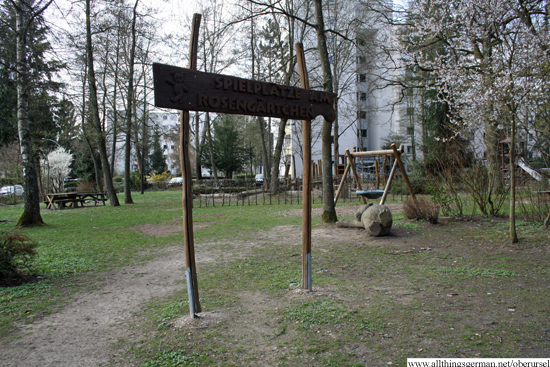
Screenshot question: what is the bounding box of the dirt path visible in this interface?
[0,204,403,367]
[1,249,186,367]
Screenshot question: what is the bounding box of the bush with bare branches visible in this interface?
[403,197,440,224]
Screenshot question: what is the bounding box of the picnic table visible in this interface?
[45,192,108,210]
[77,192,108,206]
[45,193,79,210]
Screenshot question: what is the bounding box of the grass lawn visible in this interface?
[1,191,549,366]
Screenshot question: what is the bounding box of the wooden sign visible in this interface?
[153,63,337,122]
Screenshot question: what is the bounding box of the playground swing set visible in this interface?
[334,144,417,206]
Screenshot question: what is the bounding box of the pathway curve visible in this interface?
[1,248,186,367]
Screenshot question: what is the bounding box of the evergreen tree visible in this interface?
[0,1,63,148]
[149,128,165,173]
[200,115,247,179]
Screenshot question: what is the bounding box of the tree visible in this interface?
[241,0,341,221]
[312,0,337,222]
[9,0,58,227]
[149,128,166,173]
[85,0,120,206]
[123,0,139,204]
[404,0,550,240]
[200,114,247,179]
[0,0,63,148]
[44,147,73,193]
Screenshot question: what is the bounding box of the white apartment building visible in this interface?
[110,111,180,176]
[282,0,420,178]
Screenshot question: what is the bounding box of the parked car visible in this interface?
[0,185,24,197]
[168,177,184,187]
[255,174,264,186]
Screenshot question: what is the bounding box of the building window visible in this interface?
[163,144,167,150]
[358,110,366,119]
[358,56,366,65]
[406,107,414,116]
[407,127,414,135]
[357,38,366,47]
[360,92,367,101]
[359,74,366,83]
[171,145,175,150]
[361,129,367,138]
[407,146,412,154]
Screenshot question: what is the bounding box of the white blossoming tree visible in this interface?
[403,0,550,242]
[45,147,73,193]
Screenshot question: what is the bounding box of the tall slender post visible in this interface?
[345,149,366,204]
[391,143,417,203]
[296,43,312,291]
[334,162,351,205]
[181,14,202,317]
[380,159,398,205]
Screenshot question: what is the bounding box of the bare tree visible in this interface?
[86,0,119,206]
[123,0,139,204]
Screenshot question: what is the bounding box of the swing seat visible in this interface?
[356,190,384,199]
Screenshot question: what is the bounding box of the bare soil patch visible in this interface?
[124,221,222,237]
[2,205,549,366]
[0,248,186,367]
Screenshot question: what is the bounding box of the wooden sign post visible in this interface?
[153,16,336,315]
[295,43,312,291]
[182,13,202,317]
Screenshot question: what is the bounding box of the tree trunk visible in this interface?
[271,23,297,193]
[205,112,219,185]
[313,0,337,222]
[140,64,147,194]
[15,0,45,227]
[195,112,202,179]
[271,118,288,192]
[110,31,122,179]
[86,0,119,206]
[133,119,143,174]
[123,0,139,204]
[509,111,518,243]
[257,116,271,189]
[333,99,339,175]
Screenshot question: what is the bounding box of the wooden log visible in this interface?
[351,147,404,157]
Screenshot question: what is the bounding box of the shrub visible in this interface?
[63,181,78,191]
[148,171,172,190]
[403,197,440,224]
[76,180,97,193]
[517,188,550,223]
[407,161,429,194]
[0,230,37,279]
